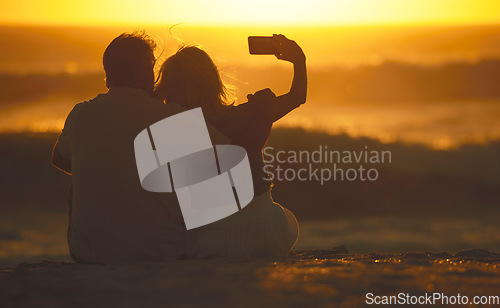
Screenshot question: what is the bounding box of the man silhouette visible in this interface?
[52,32,229,263]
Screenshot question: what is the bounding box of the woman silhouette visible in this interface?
[154,34,307,258]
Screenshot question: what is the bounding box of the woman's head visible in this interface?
[154,46,232,119]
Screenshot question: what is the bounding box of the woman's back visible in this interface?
[153,38,306,258]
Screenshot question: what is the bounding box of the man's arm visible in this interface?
[51,103,82,175]
[51,140,72,175]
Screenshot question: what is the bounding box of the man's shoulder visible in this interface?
[72,92,188,126]
[72,91,163,111]
[72,93,106,110]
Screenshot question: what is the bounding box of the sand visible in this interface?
[0,248,499,307]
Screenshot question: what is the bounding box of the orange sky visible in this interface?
[1,0,500,149]
[1,0,500,26]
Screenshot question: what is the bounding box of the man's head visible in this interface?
[103,32,156,92]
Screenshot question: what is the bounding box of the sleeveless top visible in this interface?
[212,101,273,196]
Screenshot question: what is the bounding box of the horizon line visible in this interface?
[1,20,500,29]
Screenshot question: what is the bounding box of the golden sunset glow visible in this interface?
[1,0,500,26]
[2,0,500,282]
[1,1,500,150]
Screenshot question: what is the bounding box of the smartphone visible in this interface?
[248,36,275,55]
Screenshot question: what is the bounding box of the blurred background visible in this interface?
[1,0,499,265]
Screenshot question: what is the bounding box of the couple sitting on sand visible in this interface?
[52,32,307,264]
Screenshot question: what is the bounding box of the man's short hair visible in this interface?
[103,31,157,88]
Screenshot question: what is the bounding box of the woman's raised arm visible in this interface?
[271,34,307,122]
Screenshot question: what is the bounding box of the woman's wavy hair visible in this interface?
[154,46,233,120]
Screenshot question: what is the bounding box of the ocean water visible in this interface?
[2,97,500,150]
[273,100,500,150]
[2,25,500,150]
[1,212,498,266]
[295,217,500,253]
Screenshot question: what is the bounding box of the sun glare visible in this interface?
[1,0,499,26]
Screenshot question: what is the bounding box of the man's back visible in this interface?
[56,88,188,263]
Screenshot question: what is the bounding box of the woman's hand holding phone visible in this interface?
[272,34,305,64]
